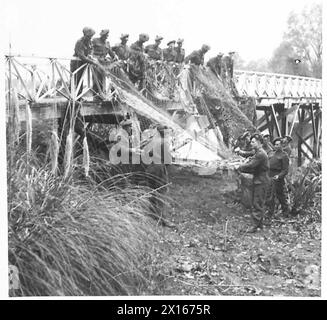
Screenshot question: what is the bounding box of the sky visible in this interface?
[0,0,321,62]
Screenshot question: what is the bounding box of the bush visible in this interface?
[8,152,160,296]
[289,160,321,220]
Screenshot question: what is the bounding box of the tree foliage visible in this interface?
[270,2,322,78]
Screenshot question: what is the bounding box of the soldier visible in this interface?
[234,131,255,158]
[112,33,130,61]
[225,51,235,78]
[71,27,99,98]
[91,29,116,97]
[236,133,270,232]
[144,125,175,228]
[145,35,164,61]
[163,40,177,62]
[129,33,149,86]
[130,33,149,53]
[266,137,290,219]
[175,38,185,63]
[206,52,224,78]
[262,133,274,155]
[184,44,210,66]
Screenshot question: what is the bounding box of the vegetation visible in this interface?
[8,121,162,296]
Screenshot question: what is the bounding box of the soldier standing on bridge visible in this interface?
[236,133,270,232]
[91,29,117,98]
[262,133,274,155]
[266,137,290,221]
[145,36,164,61]
[184,44,210,66]
[175,39,185,64]
[112,34,130,63]
[225,51,235,78]
[206,52,224,78]
[163,40,177,62]
[129,33,150,89]
[71,27,100,99]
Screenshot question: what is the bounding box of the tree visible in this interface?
[269,41,311,76]
[272,3,322,78]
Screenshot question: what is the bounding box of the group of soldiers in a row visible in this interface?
[234,131,293,233]
[71,27,236,97]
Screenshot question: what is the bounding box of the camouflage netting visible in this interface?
[102,61,255,160]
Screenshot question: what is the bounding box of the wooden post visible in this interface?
[297,107,305,166]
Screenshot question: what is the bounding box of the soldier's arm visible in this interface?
[238,153,262,174]
[75,41,96,64]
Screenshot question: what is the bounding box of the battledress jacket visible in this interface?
[268,150,289,179]
[239,148,269,185]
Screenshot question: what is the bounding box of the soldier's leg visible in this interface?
[276,179,289,214]
[251,184,265,227]
[266,178,276,217]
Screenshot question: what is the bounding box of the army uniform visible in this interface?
[206,54,223,78]
[266,148,290,216]
[175,39,185,63]
[224,53,234,78]
[112,43,130,61]
[144,126,173,226]
[184,50,205,66]
[163,47,177,62]
[71,29,95,98]
[92,33,116,94]
[145,44,163,61]
[238,147,269,227]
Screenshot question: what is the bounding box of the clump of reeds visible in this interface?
[289,160,321,219]
[8,151,162,296]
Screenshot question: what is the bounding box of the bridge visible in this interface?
[5,55,322,165]
[234,70,322,165]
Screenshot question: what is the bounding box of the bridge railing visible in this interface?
[234,69,322,99]
[5,55,115,104]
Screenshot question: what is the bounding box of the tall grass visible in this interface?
[8,147,161,296]
[289,160,321,220]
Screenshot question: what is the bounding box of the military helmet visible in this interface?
[201,44,210,52]
[155,35,163,42]
[82,27,95,37]
[177,38,184,44]
[283,135,293,142]
[167,40,176,46]
[100,29,109,36]
[139,33,149,42]
[120,33,129,40]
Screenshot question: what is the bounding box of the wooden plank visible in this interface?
[270,104,281,137]
[288,103,300,136]
[296,132,314,156]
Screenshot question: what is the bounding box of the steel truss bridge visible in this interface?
[5,55,322,165]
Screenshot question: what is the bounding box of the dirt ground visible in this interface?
[145,167,321,297]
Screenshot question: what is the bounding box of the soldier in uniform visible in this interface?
[266,137,290,219]
[91,29,116,97]
[145,35,164,61]
[112,33,130,62]
[225,51,235,78]
[129,33,150,87]
[71,27,99,98]
[163,40,177,62]
[175,38,185,63]
[262,133,274,156]
[144,125,175,228]
[184,44,210,66]
[235,131,255,158]
[236,133,270,232]
[206,52,224,78]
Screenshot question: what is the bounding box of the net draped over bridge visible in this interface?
[5,54,322,169]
